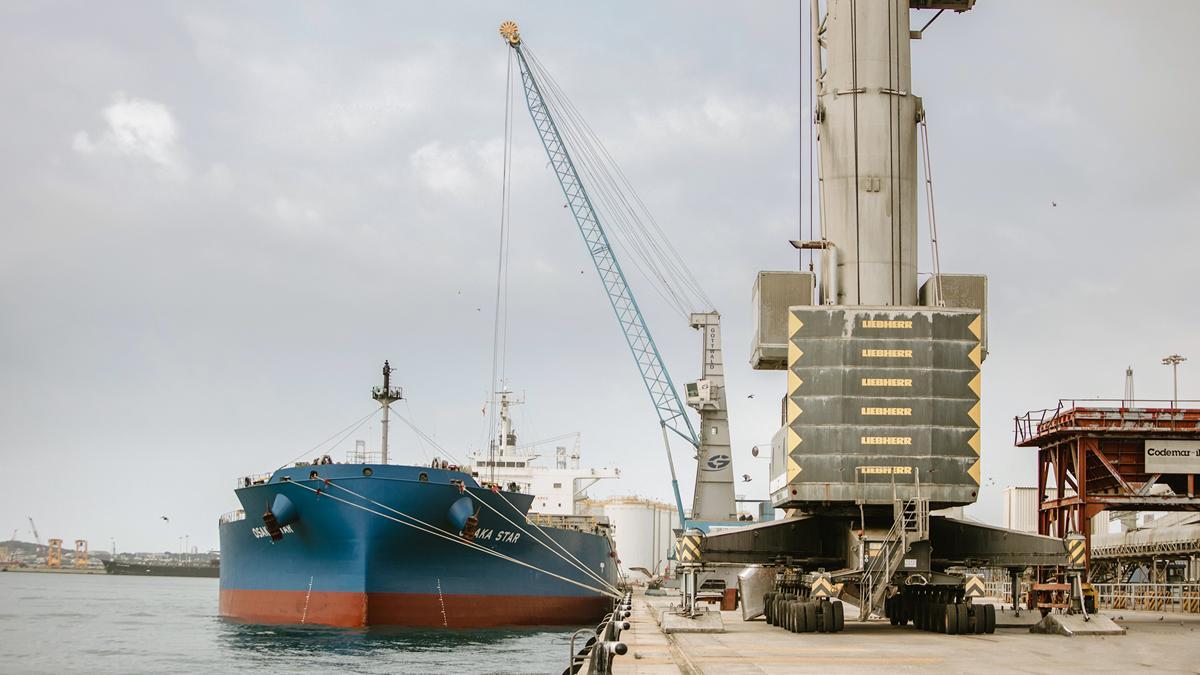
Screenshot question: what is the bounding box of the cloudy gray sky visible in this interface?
[2,1,1197,553]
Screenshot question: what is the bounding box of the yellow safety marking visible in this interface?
[861,407,912,416]
[787,369,804,396]
[862,348,913,358]
[677,535,703,562]
[968,315,982,340]
[969,344,982,368]
[786,399,803,423]
[967,401,981,427]
[968,431,981,456]
[964,575,986,597]
[862,378,913,387]
[968,372,981,397]
[861,319,912,329]
[811,576,834,597]
[1067,540,1086,565]
[967,458,981,484]
[861,436,912,445]
[789,312,804,339]
[787,456,802,481]
[787,427,803,452]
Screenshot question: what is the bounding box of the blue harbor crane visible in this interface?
[499,21,738,529]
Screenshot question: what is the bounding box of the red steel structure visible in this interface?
[1015,401,1200,573]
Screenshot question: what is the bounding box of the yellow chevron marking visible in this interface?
[787,426,803,451]
[787,456,802,481]
[968,372,981,397]
[968,431,981,456]
[968,344,982,368]
[789,313,805,339]
[788,369,804,396]
[967,401,981,427]
[968,315,982,340]
[964,575,985,597]
[787,399,804,423]
[967,458,981,484]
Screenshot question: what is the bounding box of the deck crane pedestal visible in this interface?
[499,21,738,528]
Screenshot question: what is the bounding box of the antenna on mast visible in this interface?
[371,361,404,464]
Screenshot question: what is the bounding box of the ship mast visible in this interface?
[371,360,404,464]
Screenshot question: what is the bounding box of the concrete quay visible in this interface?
[609,590,1200,674]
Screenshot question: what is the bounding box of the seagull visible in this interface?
[161,516,170,522]
[1051,202,1057,207]
[741,474,752,482]
[747,394,755,399]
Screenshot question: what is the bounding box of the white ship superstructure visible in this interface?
[470,390,620,516]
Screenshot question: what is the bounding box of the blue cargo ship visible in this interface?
[218,363,622,628]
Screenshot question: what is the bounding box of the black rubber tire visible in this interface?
[888,597,899,626]
[934,604,946,633]
[972,606,985,634]
[765,593,777,625]
[944,604,959,635]
[804,602,818,633]
[827,602,840,633]
[832,600,845,632]
[913,602,925,630]
[955,604,969,635]
[984,604,996,634]
[789,602,802,633]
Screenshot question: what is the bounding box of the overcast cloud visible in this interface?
[2,1,1197,553]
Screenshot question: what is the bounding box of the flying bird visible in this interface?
[161,516,170,522]
[1051,202,1057,207]
[741,474,752,482]
[747,394,755,399]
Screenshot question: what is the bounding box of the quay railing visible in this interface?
[566,592,631,675]
[1092,583,1200,613]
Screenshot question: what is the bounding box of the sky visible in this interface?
[2,1,1198,553]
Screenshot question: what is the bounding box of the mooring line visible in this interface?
[480,488,621,595]
[284,480,621,599]
[327,479,619,596]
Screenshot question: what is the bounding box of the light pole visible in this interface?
[1162,354,1187,407]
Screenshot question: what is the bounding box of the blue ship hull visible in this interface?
[218,463,620,628]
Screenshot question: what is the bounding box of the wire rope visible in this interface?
[286,479,620,599]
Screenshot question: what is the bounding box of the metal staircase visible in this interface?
[860,498,929,620]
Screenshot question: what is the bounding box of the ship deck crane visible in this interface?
[499,21,737,527]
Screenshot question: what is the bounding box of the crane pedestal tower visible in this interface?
[701,0,1079,630]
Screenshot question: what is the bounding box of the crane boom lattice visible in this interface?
[506,35,699,451]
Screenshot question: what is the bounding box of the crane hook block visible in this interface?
[499,21,521,46]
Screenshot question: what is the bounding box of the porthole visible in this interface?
[363,467,374,477]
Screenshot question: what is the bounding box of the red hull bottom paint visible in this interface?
[219,589,613,628]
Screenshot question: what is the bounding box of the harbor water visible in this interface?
[1,572,576,674]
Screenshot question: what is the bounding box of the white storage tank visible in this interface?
[1003,486,1039,533]
[580,497,678,581]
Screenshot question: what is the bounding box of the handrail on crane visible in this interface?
[500,20,693,529]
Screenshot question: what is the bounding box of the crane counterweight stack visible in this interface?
[705,0,1080,629]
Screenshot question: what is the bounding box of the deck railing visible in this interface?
[219,509,246,525]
